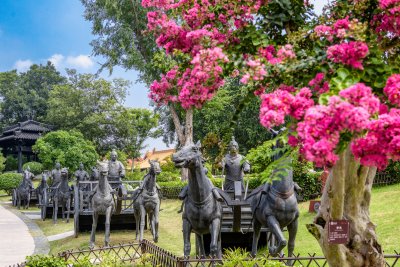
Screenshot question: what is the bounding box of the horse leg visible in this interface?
[153,203,159,243]
[134,207,140,241]
[195,234,205,257]
[61,200,65,221]
[66,197,71,223]
[286,212,299,266]
[139,205,146,241]
[26,192,31,209]
[251,218,262,257]
[17,193,21,210]
[53,198,58,224]
[105,206,112,247]
[266,216,287,256]
[90,211,98,248]
[149,212,156,242]
[209,218,221,257]
[182,218,192,257]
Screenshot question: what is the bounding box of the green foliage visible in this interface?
[219,248,286,267]
[124,167,146,181]
[157,157,181,182]
[113,108,161,160]
[0,63,65,129]
[0,172,23,195]
[0,150,5,173]
[33,130,99,171]
[382,161,400,184]
[45,70,129,153]
[22,162,43,175]
[25,255,67,267]
[5,155,18,172]
[158,181,187,188]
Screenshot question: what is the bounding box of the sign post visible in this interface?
[328,220,350,244]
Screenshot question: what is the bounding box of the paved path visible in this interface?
[0,205,35,267]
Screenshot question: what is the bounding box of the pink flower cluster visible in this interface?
[178,47,229,109]
[352,108,400,169]
[240,59,267,84]
[326,41,369,69]
[374,0,400,39]
[293,83,380,167]
[384,74,400,106]
[314,17,352,41]
[308,73,330,94]
[258,45,296,65]
[259,87,314,129]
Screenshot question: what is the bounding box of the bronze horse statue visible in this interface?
[36,173,48,208]
[89,161,114,248]
[52,168,72,224]
[133,160,161,242]
[172,141,223,257]
[249,130,299,265]
[16,170,33,209]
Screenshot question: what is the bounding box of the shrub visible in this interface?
[124,168,145,181]
[0,173,23,195]
[5,155,18,172]
[25,255,67,267]
[0,150,5,173]
[221,247,286,267]
[23,161,43,175]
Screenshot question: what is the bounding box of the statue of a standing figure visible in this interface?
[24,166,35,190]
[75,163,90,209]
[108,150,125,182]
[221,137,250,190]
[50,162,62,188]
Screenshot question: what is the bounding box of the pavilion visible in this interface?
[0,120,52,172]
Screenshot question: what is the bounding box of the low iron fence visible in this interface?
[52,240,400,267]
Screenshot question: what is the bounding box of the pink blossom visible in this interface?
[384,74,400,107]
[308,73,330,94]
[326,41,369,69]
[339,83,380,114]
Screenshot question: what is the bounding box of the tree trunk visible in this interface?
[168,104,193,181]
[307,147,385,267]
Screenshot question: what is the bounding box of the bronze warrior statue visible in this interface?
[221,137,250,190]
[50,162,62,188]
[107,150,125,183]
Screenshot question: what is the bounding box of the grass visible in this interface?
[2,184,400,257]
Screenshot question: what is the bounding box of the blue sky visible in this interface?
[0,0,327,152]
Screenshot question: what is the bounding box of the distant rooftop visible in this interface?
[0,120,52,143]
[130,148,176,170]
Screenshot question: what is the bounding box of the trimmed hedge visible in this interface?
[0,172,23,195]
[23,161,44,175]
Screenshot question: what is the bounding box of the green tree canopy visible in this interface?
[113,107,161,160]
[45,70,129,153]
[0,62,65,129]
[33,130,99,172]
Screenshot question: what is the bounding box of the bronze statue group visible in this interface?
[15,135,300,262]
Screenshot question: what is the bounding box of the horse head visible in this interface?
[149,160,161,175]
[172,141,203,169]
[61,168,69,179]
[97,160,109,176]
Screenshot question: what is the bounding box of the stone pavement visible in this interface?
[0,204,35,266]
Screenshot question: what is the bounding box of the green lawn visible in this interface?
[3,184,400,257]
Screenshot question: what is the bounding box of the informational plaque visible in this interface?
[328,220,349,244]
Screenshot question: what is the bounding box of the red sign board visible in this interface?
[328,220,349,244]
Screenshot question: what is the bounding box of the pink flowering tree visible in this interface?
[143,0,400,265]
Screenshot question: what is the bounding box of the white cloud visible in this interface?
[48,54,64,68]
[66,55,94,69]
[14,59,33,72]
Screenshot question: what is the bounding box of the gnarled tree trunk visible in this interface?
[307,147,385,267]
[169,104,193,181]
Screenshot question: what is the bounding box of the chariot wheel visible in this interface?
[74,185,80,237]
[40,191,48,221]
[12,189,17,206]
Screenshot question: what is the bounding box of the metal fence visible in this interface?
[11,241,400,267]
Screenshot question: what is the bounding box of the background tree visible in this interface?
[0,150,5,173]
[33,130,99,171]
[46,69,129,153]
[113,107,161,168]
[0,62,65,129]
